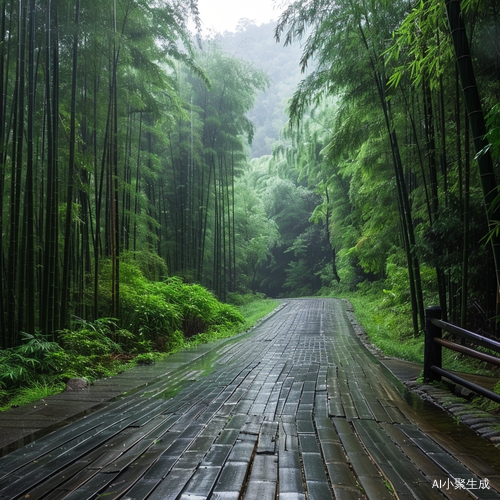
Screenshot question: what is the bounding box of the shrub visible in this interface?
[210,302,245,330]
[121,250,168,281]
[0,333,63,388]
[132,294,183,348]
[156,278,244,337]
[56,317,134,380]
[59,318,128,356]
[95,261,245,350]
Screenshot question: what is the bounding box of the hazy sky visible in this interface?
[197,0,283,34]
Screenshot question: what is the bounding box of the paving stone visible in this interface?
[297,419,315,434]
[281,421,298,436]
[316,425,340,443]
[243,480,277,500]
[144,468,196,500]
[179,465,220,499]
[279,467,304,493]
[300,392,315,405]
[213,461,250,495]
[283,403,300,415]
[242,415,264,435]
[299,434,320,453]
[278,450,301,469]
[256,431,276,454]
[215,429,240,445]
[248,455,277,482]
[347,452,381,478]
[326,462,359,487]
[302,452,328,483]
[321,441,347,463]
[278,493,306,500]
[332,486,367,500]
[306,480,334,500]
[328,399,345,418]
[224,415,248,430]
[356,475,397,500]
[336,432,365,455]
[201,444,232,467]
[314,393,329,417]
[227,439,256,463]
[210,493,240,500]
[285,433,299,452]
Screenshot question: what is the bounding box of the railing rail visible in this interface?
[424,306,500,405]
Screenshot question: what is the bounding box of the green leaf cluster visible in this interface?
[97,259,243,348]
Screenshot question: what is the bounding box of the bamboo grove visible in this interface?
[3,0,500,349]
[272,0,500,335]
[0,0,268,347]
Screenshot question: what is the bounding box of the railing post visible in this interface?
[424,306,442,383]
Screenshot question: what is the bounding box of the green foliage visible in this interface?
[156,277,244,337]
[348,289,424,363]
[385,0,451,90]
[241,155,331,297]
[98,260,244,348]
[0,294,276,411]
[59,318,129,356]
[345,284,498,377]
[284,260,315,296]
[131,352,163,365]
[128,292,183,347]
[121,250,169,282]
[481,104,500,244]
[0,333,63,388]
[227,292,268,306]
[56,318,133,381]
[0,381,66,411]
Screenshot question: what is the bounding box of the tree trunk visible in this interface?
[445,0,500,294]
[60,0,80,330]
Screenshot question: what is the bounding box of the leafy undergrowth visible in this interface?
[0,294,278,411]
[335,283,498,377]
[472,380,500,414]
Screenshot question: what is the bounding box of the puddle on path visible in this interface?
[143,345,223,400]
[137,323,268,402]
[403,387,500,470]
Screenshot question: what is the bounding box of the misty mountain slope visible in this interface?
[216,20,303,157]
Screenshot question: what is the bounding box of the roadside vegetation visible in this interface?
[0,263,277,411]
[333,283,500,422]
[344,284,498,377]
[334,282,500,415]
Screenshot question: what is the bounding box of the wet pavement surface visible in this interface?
[1,298,500,499]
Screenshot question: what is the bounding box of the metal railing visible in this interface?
[424,306,500,404]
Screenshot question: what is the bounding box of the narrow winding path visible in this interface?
[0,298,499,499]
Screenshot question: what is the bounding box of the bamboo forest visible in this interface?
[1,0,500,401]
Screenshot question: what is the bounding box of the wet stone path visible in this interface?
[1,298,500,499]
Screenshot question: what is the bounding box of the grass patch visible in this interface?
[236,297,280,330]
[0,381,66,411]
[339,286,498,377]
[347,294,424,363]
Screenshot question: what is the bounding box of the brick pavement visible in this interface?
[0,298,499,499]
